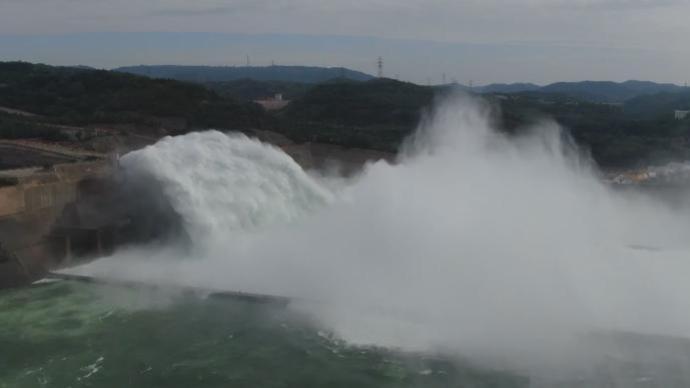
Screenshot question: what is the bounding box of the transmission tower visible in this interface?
[377,57,383,78]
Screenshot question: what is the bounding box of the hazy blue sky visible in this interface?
[2,0,690,84]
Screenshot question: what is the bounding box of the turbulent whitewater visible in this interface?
[68,95,690,377]
[121,130,334,238]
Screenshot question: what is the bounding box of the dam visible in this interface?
[3,110,690,387]
[3,130,689,291]
[0,141,117,288]
[0,133,394,289]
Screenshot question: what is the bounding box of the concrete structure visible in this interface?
[675,110,690,120]
[0,130,394,288]
[254,94,290,111]
[0,160,115,287]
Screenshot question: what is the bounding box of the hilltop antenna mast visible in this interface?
[246,55,251,67]
[377,57,384,78]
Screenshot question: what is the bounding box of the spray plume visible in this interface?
[67,95,690,381]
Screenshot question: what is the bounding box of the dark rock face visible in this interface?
[0,242,31,289]
[0,159,194,288]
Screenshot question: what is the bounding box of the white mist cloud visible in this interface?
[67,94,690,381]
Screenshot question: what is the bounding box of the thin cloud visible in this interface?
[149,6,255,17]
[146,0,298,17]
[148,2,262,16]
[543,0,688,11]
[1,0,690,82]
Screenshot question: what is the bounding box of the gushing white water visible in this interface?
[70,95,690,377]
[121,130,333,240]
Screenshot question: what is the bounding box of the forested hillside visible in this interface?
[205,79,312,101]
[0,62,266,131]
[2,62,689,168]
[278,79,690,166]
[278,79,434,150]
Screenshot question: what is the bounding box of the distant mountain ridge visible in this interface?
[478,80,684,103]
[540,80,684,103]
[114,65,682,103]
[115,65,374,84]
[478,83,540,94]
[0,61,266,134]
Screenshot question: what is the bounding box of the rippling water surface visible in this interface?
[0,281,526,388]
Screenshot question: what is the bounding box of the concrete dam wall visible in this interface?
[0,161,116,287]
[0,133,393,288]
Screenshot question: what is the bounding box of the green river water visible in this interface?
[0,281,527,388]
